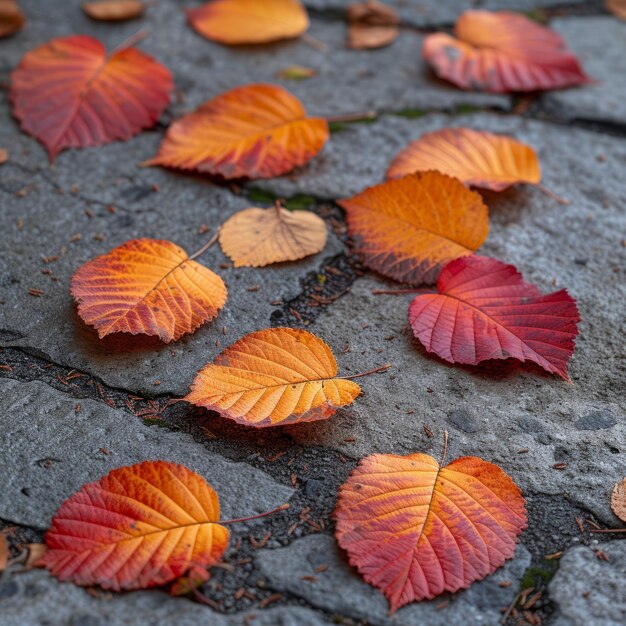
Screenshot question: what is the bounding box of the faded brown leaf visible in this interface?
[611,478,626,523]
[347,1,398,49]
[0,0,25,38]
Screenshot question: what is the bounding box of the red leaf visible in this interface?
[10,35,173,160]
[422,11,590,93]
[408,255,580,379]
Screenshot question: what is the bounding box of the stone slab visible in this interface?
[0,569,330,626]
[549,541,626,626]
[290,271,626,523]
[256,533,531,625]
[0,144,344,397]
[542,16,626,126]
[0,379,294,529]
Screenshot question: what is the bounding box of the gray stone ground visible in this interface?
[0,1,625,625]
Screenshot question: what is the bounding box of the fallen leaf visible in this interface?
[387,128,541,191]
[186,0,309,45]
[0,533,8,572]
[0,148,7,164]
[347,0,398,50]
[24,543,48,569]
[408,255,580,379]
[0,0,25,38]
[611,478,626,523]
[147,83,328,179]
[82,0,146,21]
[335,451,526,612]
[71,238,227,342]
[186,327,361,427]
[339,171,489,285]
[219,204,327,267]
[277,64,317,80]
[606,0,626,20]
[423,11,590,93]
[10,35,173,160]
[42,461,230,590]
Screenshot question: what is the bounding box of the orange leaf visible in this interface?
[0,148,7,165]
[147,84,328,179]
[387,128,541,192]
[0,0,25,38]
[219,204,327,267]
[335,452,527,612]
[611,478,626,523]
[339,171,489,285]
[82,1,147,21]
[10,35,172,160]
[186,0,309,45]
[186,327,361,427]
[42,461,230,590]
[71,238,227,342]
[0,533,8,573]
[423,11,590,93]
[347,0,399,50]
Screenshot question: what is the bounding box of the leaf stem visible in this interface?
[537,184,570,206]
[326,111,377,124]
[188,230,220,261]
[192,589,220,609]
[341,364,391,380]
[110,28,151,55]
[220,503,290,525]
[589,527,626,533]
[440,430,449,466]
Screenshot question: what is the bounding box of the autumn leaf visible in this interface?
[387,128,541,192]
[606,0,626,20]
[82,0,147,21]
[0,0,25,38]
[71,238,227,342]
[335,451,526,612]
[147,83,329,179]
[339,171,489,285]
[186,0,309,45]
[0,148,7,165]
[423,11,590,93]
[219,204,327,267]
[41,461,230,590]
[347,0,399,50]
[409,255,580,379]
[611,478,626,523]
[10,35,172,161]
[0,533,8,573]
[186,327,361,427]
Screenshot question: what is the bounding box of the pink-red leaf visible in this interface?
[422,11,590,93]
[10,35,173,160]
[335,452,526,612]
[408,255,580,379]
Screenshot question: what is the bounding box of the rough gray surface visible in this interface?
[543,16,626,125]
[0,379,294,529]
[256,112,626,199]
[304,0,594,27]
[0,569,331,626]
[1,1,625,625]
[549,541,626,626]
[256,534,531,625]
